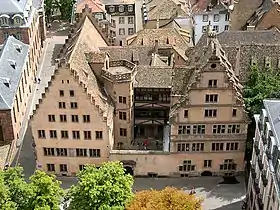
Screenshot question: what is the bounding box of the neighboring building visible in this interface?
[197,28,280,82]
[245,0,280,30]
[247,99,280,210]
[193,0,232,44]
[229,0,262,30]
[103,0,143,46]
[0,0,46,76]
[30,8,115,175]
[0,36,31,169]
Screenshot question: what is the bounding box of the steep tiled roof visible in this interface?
[0,36,29,109]
[197,29,280,82]
[100,46,154,65]
[76,0,105,13]
[135,66,173,88]
[0,0,26,13]
[126,28,193,48]
[147,0,186,20]
[230,0,263,30]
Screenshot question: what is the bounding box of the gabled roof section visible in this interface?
[0,36,29,110]
[170,30,243,118]
[33,5,113,121]
[0,0,27,13]
[126,28,193,49]
[76,0,105,13]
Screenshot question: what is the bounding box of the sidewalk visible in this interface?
[10,35,67,167]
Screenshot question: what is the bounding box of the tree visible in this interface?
[127,187,202,210]
[0,167,63,210]
[65,162,134,210]
[45,0,75,22]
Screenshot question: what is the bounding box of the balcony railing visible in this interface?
[261,172,268,187]
[258,158,264,171]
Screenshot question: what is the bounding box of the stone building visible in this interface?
[0,36,32,169]
[247,100,280,210]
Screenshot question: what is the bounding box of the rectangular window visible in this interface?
[72,131,80,139]
[89,149,101,157]
[232,109,237,117]
[225,14,230,21]
[43,148,55,156]
[70,102,78,109]
[59,102,66,109]
[119,96,127,104]
[227,125,240,134]
[56,148,68,156]
[47,164,55,172]
[208,79,217,87]
[128,17,134,24]
[213,25,219,32]
[224,25,229,31]
[95,131,103,139]
[79,165,85,171]
[38,130,46,138]
[214,14,220,22]
[61,130,68,139]
[60,115,67,122]
[191,143,204,151]
[128,28,134,35]
[71,115,79,122]
[226,143,239,151]
[119,111,127,120]
[178,125,191,134]
[84,131,92,140]
[69,90,75,97]
[204,109,217,117]
[177,143,190,152]
[205,94,218,103]
[59,90,64,97]
[83,115,90,123]
[120,128,127,137]
[76,148,87,157]
[202,25,207,33]
[119,28,125,35]
[49,130,57,138]
[202,15,208,22]
[48,114,55,122]
[204,160,212,168]
[184,110,188,118]
[179,160,196,172]
[119,17,125,24]
[192,125,205,134]
[213,125,226,134]
[59,164,68,172]
[211,143,224,151]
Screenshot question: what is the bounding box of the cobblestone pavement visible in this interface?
[58,176,246,210]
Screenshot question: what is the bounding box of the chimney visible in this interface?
[156,18,159,29]
[154,40,159,54]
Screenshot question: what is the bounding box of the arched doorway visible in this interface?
[201,171,213,176]
[124,166,134,176]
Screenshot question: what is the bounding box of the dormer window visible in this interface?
[128,5,133,12]
[12,14,23,25]
[0,15,9,26]
[119,5,124,13]
[8,60,16,69]
[109,6,115,13]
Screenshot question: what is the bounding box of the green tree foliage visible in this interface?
[244,64,280,117]
[65,162,134,210]
[0,167,63,210]
[44,0,75,22]
[127,187,202,210]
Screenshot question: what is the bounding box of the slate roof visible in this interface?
[0,36,29,110]
[246,0,273,26]
[263,99,280,145]
[135,66,173,88]
[0,0,27,13]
